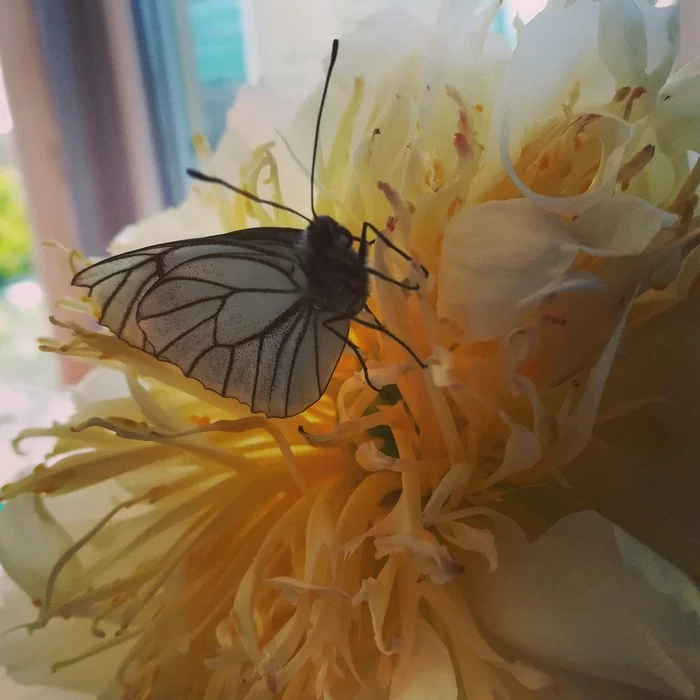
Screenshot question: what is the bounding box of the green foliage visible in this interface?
[0,168,32,284]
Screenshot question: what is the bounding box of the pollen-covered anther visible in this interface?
[618,144,655,191]
[613,85,632,103]
[453,132,470,159]
[446,85,478,162]
[377,180,412,231]
[622,86,647,121]
[567,113,600,140]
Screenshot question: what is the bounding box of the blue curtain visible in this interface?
[131,0,247,207]
[32,0,138,255]
[131,0,193,206]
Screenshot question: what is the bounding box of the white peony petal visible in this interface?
[638,1,679,100]
[219,85,309,215]
[552,307,628,466]
[108,195,222,254]
[571,195,677,256]
[565,292,700,596]
[389,615,458,700]
[474,511,699,698]
[479,416,542,489]
[0,668,94,700]
[502,663,676,699]
[675,242,700,299]
[0,575,131,697]
[71,367,130,408]
[515,271,607,309]
[654,58,700,161]
[0,495,82,602]
[613,526,700,622]
[480,0,613,187]
[437,199,579,340]
[597,0,647,93]
[333,9,437,91]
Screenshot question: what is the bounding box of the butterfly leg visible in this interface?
[322,318,381,392]
[365,267,420,291]
[363,303,384,329]
[328,313,427,371]
[361,220,429,278]
[350,315,427,369]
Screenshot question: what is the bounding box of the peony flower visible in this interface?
[1,1,699,698]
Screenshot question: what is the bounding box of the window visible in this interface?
[133,0,249,205]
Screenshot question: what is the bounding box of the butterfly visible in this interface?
[72,40,425,418]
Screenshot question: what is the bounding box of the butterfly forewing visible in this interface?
[72,228,354,417]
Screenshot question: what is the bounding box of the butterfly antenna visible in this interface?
[186,168,313,225]
[310,39,340,220]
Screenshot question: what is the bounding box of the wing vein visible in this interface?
[153,304,222,356]
[285,308,313,416]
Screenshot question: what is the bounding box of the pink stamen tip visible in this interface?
[458,111,469,134]
[453,132,470,157]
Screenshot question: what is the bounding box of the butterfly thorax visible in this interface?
[302,216,368,316]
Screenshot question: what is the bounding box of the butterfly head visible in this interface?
[307,215,355,253]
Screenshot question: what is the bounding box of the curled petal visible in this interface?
[389,615,458,700]
[438,199,579,340]
[0,578,129,696]
[655,58,700,162]
[0,495,82,602]
[571,195,677,256]
[481,0,612,188]
[502,113,633,216]
[597,0,647,95]
[475,511,699,697]
[552,306,628,466]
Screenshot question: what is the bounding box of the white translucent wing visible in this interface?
[71,229,304,350]
[282,312,350,415]
[72,245,170,349]
[137,257,349,417]
[72,230,352,417]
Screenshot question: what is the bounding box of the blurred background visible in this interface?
[0,0,691,403]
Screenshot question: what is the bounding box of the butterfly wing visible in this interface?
[72,229,350,417]
[72,229,301,346]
